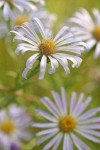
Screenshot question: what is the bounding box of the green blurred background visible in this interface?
[0,0,100,149]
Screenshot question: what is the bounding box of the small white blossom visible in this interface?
[11,8,56,29]
[0,0,45,20]
[11,18,85,80]
[0,104,32,150]
[68,8,100,58]
[32,87,100,150]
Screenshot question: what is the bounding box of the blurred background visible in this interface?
[0,0,100,149]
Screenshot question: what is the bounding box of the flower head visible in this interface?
[68,8,100,58]
[32,87,100,150]
[11,18,85,80]
[0,0,45,20]
[0,104,32,149]
[11,8,56,29]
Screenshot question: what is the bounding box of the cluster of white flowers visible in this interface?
[0,1,100,150]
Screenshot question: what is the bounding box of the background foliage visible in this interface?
[0,0,100,149]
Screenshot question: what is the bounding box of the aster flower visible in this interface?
[0,104,32,150]
[0,0,45,20]
[32,87,100,150]
[68,8,100,58]
[11,18,85,80]
[11,8,56,29]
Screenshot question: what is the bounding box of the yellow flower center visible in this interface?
[39,40,55,56]
[0,121,14,134]
[59,115,76,133]
[15,16,29,26]
[93,26,100,41]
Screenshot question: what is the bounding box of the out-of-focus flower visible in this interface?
[11,18,85,80]
[11,8,56,29]
[32,87,100,150]
[68,8,100,58]
[0,0,45,20]
[0,104,32,150]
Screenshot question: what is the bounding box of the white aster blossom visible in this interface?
[11,8,56,29]
[68,8,100,58]
[32,87,100,150]
[0,0,45,20]
[0,104,32,150]
[11,18,85,80]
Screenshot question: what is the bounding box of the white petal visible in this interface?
[53,26,69,42]
[77,108,100,121]
[94,42,100,58]
[72,93,84,116]
[33,18,46,39]
[61,87,67,114]
[70,92,77,114]
[75,96,92,117]
[32,122,57,128]
[37,128,59,136]
[51,91,64,115]
[39,55,47,80]
[48,56,59,74]
[75,129,100,143]
[40,97,60,117]
[86,39,96,51]
[71,133,90,150]
[52,133,63,150]
[36,109,58,122]
[22,67,30,79]
[43,133,62,150]
[0,1,4,7]
[37,132,58,146]
[54,56,70,75]
[26,53,39,69]
[63,134,73,150]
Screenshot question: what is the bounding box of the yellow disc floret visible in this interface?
[0,120,14,134]
[15,16,29,26]
[39,40,55,56]
[59,115,76,133]
[93,26,100,41]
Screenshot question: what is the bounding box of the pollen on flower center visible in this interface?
[59,115,76,133]
[15,16,29,26]
[0,121,14,134]
[39,40,55,55]
[93,26,100,41]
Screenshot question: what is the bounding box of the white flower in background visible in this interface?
[68,8,100,58]
[0,104,32,150]
[11,8,56,29]
[11,18,85,80]
[0,0,45,20]
[32,87,100,150]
